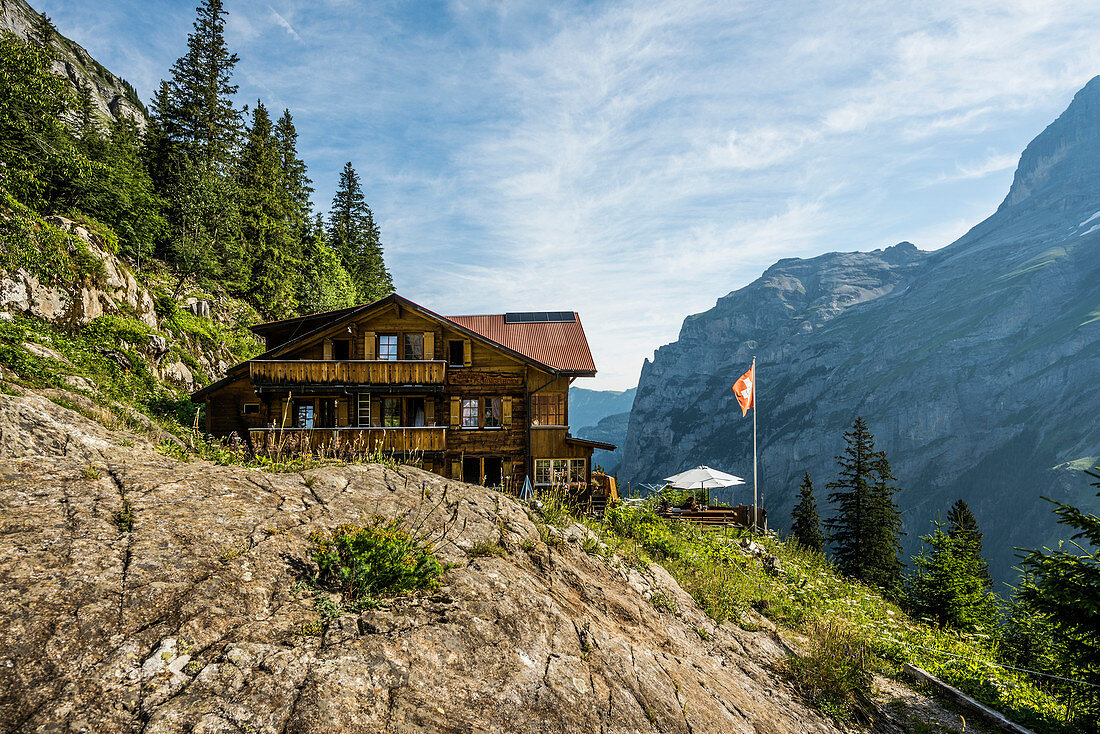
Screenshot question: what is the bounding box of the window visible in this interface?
[404,333,424,360]
[408,397,426,427]
[241,403,260,415]
[448,340,465,366]
[570,459,586,483]
[295,402,315,429]
[532,393,565,426]
[535,458,578,486]
[382,397,400,427]
[378,334,398,361]
[333,340,350,360]
[484,397,502,428]
[461,398,479,428]
[535,459,552,486]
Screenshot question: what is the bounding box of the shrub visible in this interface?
[309,518,445,605]
[783,618,874,721]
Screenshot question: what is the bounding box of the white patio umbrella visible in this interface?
[663,465,744,506]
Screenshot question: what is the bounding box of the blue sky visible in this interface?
[40,0,1100,389]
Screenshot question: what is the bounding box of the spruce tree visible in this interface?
[273,109,312,236]
[826,417,905,593]
[946,499,991,587]
[1017,469,1100,727]
[236,102,299,316]
[298,214,357,314]
[328,161,393,302]
[791,472,824,552]
[906,520,998,631]
[162,0,242,168]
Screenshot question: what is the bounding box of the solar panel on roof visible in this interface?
[504,311,576,324]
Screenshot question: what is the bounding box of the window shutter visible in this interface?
[336,399,348,427]
[323,339,333,361]
[449,397,460,428]
[424,332,434,360]
[371,397,381,427]
[425,398,435,426]
[451,460,462,479]
[463,339,472,367]
[502,396,512,427]
[364,331,376,360]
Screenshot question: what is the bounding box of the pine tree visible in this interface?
[162,0,242,169]
[328,161,393,302]
[791,472,824,551]
[946,499,991,587]
[273,109,312,236]
[236,102,299,316]
[906,519,998,631]
[298,214,357,314]
[826,417,905,593]
[1017,469,1100,727]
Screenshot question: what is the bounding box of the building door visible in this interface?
[463,457,481,484]
[317,399,337,428]
[407,397,426,427]
[483,457,502,487]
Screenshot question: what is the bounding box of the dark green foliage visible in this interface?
[273,109,313,236]
[791,472,824,551]
[946,499,991,587]
[309,520,444,604]
[1016,470,1100,727]
[0,29,74,208]
[906,520,998,631]
[161,0,242,168]
[826,417,905,594]
[163,158,241,292]
[329,162,393,303]
[236,102,299,316]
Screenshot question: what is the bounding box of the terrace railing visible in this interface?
[249,360,446,387]
[249,426,446,455]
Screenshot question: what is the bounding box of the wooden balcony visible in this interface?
[249,426,446,455]
[249,360,446,387]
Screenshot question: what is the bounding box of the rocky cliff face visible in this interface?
[0,0,147,130]
[0,385,875,733]
[622,77,1100,585]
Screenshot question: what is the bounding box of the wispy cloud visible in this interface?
[37,0,1100,388]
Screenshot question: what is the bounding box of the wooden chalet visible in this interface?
[191,294,616,489]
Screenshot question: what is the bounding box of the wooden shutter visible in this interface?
[323,339,333,361]
[502,396,512,427]
[371,397,381,427]
[364,331,376,360]
[450,397,460,428]
[451,460,462,479]
[336,399,348,427]
[424,332,434,360]
[463,339,472,367]
[425,398,435,426]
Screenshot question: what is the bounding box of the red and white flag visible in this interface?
[732,363,754,417]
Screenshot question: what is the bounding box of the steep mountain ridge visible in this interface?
[0,0,147,129]
[622,77,1100,584]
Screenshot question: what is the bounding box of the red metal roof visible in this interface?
[446,313,597,374]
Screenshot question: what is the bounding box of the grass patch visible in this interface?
[468,539,508,558]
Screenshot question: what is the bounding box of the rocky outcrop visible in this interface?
[0,387,874,733]
[0,0,147,131]
[0,216,158,329]
[622,77,1100,585]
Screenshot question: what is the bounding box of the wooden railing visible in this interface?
[249,360,446,386]
[249,426,446,455]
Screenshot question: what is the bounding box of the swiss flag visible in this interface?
[732,363,754,417]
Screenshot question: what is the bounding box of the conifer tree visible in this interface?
[791,472,824,551]
[826,417,905,593]
[328,161,393,302]
[946,499,991,587]
[298,214,356,314]
[273,109,312,236]
[236,102,299,316]
[1017,470,1100,727]
[906,519,998,631]
[162,0,242,168]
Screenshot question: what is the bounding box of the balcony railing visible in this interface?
[249,426,446,455]
[249,360,446,387]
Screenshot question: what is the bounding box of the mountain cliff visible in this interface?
[621,77,1100,585]
[0,0,146,129]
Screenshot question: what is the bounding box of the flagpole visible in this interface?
[752,355,758,532]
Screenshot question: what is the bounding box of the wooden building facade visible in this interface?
[192,294,615,489]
